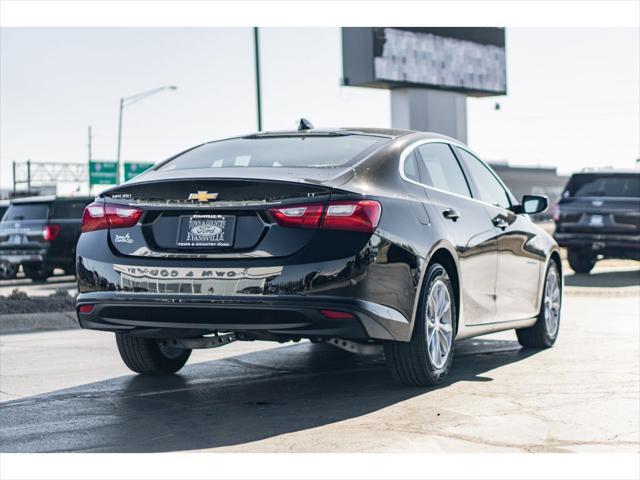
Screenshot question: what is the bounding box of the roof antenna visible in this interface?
[297,118,314,131]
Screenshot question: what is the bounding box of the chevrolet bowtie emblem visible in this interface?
[188,191,219,202]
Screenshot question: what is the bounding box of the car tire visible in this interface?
[384,262,457,386]
[22,263,54,281]
[0,262,18,280]
[115,333,191,375]
[516,261,562,348]
[567,248,595,274]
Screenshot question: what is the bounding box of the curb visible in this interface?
[0,311,79,335]
[564,286,640,297]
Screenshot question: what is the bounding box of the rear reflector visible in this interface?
[42,224,61,241]
[81,202,143,232]
[268,200,381,233]
[78,304,94,314]
[319,309,355,319]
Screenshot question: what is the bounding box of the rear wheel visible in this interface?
[384,262,456,386]
[567,248,595,274]
[516,261,562,348]
[22,263,54,281]
[115,334,191,375]
[0,262,18,279]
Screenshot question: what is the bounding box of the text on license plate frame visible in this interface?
[177,214,236,248]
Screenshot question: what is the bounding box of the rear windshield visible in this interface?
[50,200,91,219]
[564,174,640,198]
[158,135,389,171]
[3,203,49,221]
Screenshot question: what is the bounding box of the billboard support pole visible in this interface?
[253,27,263,132]
[390,88,468,143]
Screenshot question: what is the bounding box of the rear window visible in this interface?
[3,203,49,221]
[50,200,91,219]
[564,174,640,198]
[158,135,388,171]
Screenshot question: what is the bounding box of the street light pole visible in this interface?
[88,125,93,193]
[115,85,177,184]
[115,99,124,183]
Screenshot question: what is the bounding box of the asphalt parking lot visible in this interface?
[0,263,639,453]
[0,271,76,298]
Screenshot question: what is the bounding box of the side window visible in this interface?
[403,151,421,182]
[455,147,511,209]
[416,143,471,197]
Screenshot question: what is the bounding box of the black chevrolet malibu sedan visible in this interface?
[76,127,562,386]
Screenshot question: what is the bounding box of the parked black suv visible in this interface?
[0,199,18,279]
[554,171,640,273]
[0,196,93,281]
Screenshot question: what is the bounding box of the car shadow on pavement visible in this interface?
[0,338,541,453]
[564,268,640,288]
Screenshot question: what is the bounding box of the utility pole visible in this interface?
[253,27,263,132]
[88,125,93,193]
[88,125,93,162]
[26,159,31,193]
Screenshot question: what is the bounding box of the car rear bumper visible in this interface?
[0,251,45,264]
[76,292,409,341]
[554,232,640,257]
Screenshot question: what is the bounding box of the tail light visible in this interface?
[42,224,61,241]
[81,202,143,233]
[550,203,560,222]
[323,201,381,233]
[268,200,381,233]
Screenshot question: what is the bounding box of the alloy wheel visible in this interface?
[544,267,561,337]
[426,279,453,369]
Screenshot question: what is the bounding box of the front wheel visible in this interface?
[0,262,18,279]
[567,248,595,274]
[115,334,191,375]
[516,261,562,348]
[385,262,457,386]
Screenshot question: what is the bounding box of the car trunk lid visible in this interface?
[101,171,352,258]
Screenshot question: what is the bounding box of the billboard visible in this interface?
[342,27,507,96]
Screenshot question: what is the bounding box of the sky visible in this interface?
[0,27,638,193]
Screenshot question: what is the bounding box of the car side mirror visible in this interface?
[514,195,548,215]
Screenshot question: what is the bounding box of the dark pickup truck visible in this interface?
[554,171,640,273]
[0,196,93,281]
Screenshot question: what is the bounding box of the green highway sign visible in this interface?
[89,161,118,185]
[124,162,154,181]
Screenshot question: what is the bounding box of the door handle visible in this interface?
[492,217,509,230]
[442,209,460,222]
